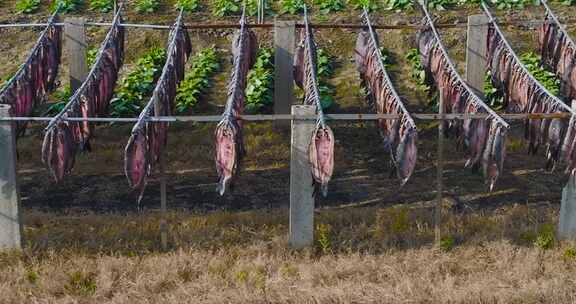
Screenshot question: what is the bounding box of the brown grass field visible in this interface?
[3,2,576,303]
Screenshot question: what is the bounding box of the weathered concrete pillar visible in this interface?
[0,104,22,250]
[465,15,489,95]
[274,20,296,128]
[65,17,88,93]
[289,105,315,248]
[559,101,576,240]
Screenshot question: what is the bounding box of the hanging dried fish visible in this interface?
[420,5,509,190]
[214,9,257,195]
[482,3,576,175]
[293,7,335,196]
[124,10,192,202]
[0,8,62,136]
[538,0,576,102]
[354,10,418,185]
[42,7,126,182]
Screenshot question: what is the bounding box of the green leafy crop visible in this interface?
[280,0,305,14]
[314,0,345,13]
[16,0,40,14]
[110,47,166,117]
[86,48,98,67]
[89,0,113,12]
[520,52,560,96]
[51,0,82,13]
[383,0,412,11]
[348,0,379,11]
[212,0,240,16]
[176,0,199,12]
[135,0,160,13]
[245,48,274,113]
[175,47,220,112]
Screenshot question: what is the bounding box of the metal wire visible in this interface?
[421,3,510,128]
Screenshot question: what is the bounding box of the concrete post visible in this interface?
[274,20,296,128]
[65,17,88,93]
[289,105,315,248]
[0,104,22,250]
[559,100,576,240]
[465,15,489,94]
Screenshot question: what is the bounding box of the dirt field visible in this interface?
[2,2,576,303]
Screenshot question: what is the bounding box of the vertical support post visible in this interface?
[559,100,576,240]
[0,105,22,250]
[154,106,168,251]
[465,15,489,94]
[289,105,315,248]
[435,93,444,245]
[64,17,88,93]
[274,19,296,128]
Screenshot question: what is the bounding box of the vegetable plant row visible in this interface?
[109,47,167,117]
[245,48,274,113]
[175,47,221,112]
[13,0,573,15]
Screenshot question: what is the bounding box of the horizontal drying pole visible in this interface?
[0,112,572,122]
[0,19,556,30]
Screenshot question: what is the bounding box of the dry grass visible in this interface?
[1,204,576,303]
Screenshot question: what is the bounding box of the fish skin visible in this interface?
[215,121,239,196]
[309,126,335,197]
[396,128,418,186]
[124,129,149,202]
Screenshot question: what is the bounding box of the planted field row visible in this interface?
[11,0,575,15]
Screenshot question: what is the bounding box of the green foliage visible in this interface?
[534,224,555,250]
[25,269,39,284]
[314,0,345,13]
[246,0,269,16]
[564,247,576,259]
[483,71,503,109]
[427,0,457,10]
[373,207,410,239]
[317,48,335,110]
[406,48,431,94]
[51,0,81,13]
[65,271,97,296]
[245,48,274,113]
[212,0,240,16]
[488,0,530,10]
[135,0,160,13]
[280,0,305,14]
[47,85,72,116]
[176,0,199,12]
[520,52,560,96]
[89,0,113,12]
[86,48,98,67]
[315,223,332,254]
[383,0,412,11]
[110,47,166,117]
[440,235,456,251]
[175,47,220,112]
[16,0,40,14]
[561,0,576,5]
[348,0,379,11]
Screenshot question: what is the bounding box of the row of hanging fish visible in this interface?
[0,9,62,136]
[354,11,418,186]
[124,10,192,202]
[42,9,125,183]
[418,16,508,190]
[538,14,576,102]
[293,7,334,196]
[214,11,257,195]
[484,11,574,174]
